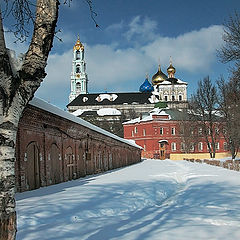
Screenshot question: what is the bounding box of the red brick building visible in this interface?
[123,108,228,160]
[15,98,141,192]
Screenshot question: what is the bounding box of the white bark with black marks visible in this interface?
[0,1,59,239]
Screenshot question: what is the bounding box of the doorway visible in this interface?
[159,141,168,160]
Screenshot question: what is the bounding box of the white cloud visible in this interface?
[124,16,158,41]
[35,50,73,108]
[106,21,124,32]
[143,25,224,72]
[85,43,154,90]
[26,18,224,108]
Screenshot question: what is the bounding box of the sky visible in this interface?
[3,0,240,109]
[16,159,240,239]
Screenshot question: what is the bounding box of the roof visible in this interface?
[67,92,153,107]
[123,108,189,124]
[29,97,141,149]
[123,107,223,125]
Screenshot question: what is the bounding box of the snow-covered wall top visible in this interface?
[29,97,141,149]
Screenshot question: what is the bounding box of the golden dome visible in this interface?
[152,65,168,85]
[73,36,84,51]
[167,63,176,75]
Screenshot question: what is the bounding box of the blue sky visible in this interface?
[4,0,240,109]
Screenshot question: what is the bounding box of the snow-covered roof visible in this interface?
[124,108,188,125]
[29,97,141,149]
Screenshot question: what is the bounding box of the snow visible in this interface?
[16,159,240,240]
[159,140,168,143]
[72,108,92,116]
[97,108,121,116]
[29,97,141,149]
[95,94,118,102]
[123,108,171,125]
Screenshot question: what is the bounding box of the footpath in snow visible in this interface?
[16,159,240,240]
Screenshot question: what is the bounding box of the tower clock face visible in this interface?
[76,74,80,78]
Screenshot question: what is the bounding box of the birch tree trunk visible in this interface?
[0,1,59,239]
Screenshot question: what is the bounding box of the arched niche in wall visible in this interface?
[49,143,62,184]
[25,141,41,190]
[65,146,75,180]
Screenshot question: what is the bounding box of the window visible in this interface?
[179,95,182,101]
[224,142,228,151]
[190,127,194,135]
[143,129,146,136]
[198,142,203,151]
[76,64,80,73]
[160,127,163,135]
[207,143,212,150]
[171,142,176,151]
[76,82,81,92]
[134,127,138,134]
[223,128,227,135]
[208,128,211,135]
[172,95,175,101]
[76,50,80,60]
[190,143,194,151]
[198,127,202,135]
[181,142,185,151]
[215,142,220,150]
[171,127,175,135]
[165,96,168,101]
[215,128,219,135]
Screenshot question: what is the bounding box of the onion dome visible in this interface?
[151,65,168,85]
[139,76,154,92]
[167,63,176,78]
[73,36,84,51]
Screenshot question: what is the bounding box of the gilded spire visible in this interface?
[167,56,176,77]
[74,35,84,51]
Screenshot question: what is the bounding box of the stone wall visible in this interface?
[15,103,141,192]
[184,158,240,171]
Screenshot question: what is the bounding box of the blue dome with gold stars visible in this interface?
[139,77,154,92]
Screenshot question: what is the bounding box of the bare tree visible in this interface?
[0,1,59,239]
[217,76,240,159]
[217,12,240,159]
[217,12,240,64]
[179,118,199,154]
[189,77,220,158]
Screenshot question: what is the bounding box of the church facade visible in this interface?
[67,38,188,136]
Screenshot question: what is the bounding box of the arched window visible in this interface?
[76,82,81,92]
[179,95,182,101]
[76,50,80,60]
[76,64,80,73]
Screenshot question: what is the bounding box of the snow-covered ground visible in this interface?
[16,160,240,240]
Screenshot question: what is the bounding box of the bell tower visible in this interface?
[69,36,88,102]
